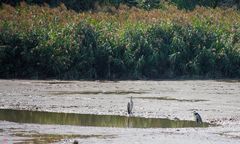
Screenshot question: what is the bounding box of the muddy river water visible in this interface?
[0,80,239,143]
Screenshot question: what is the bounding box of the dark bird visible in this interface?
[73,140,78,144]
[127,96,133,115]
[193,111,203,124]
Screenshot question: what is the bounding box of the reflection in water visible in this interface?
[0,109,210,128]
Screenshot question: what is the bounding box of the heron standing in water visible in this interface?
[127,96,133,115]
[193,111,202,124]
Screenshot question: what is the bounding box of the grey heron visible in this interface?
[193,111,202,124]
[127,96,133,115]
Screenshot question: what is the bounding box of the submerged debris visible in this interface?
[73,140,79,144]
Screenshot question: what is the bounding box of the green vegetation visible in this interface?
[0,1,239,79]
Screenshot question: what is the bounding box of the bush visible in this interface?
[0,3,239,79]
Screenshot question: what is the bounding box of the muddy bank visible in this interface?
[0,80,239,122]
[0,80,239,143]
[0,120,239,144]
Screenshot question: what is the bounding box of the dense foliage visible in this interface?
[0,2,239,79]
[1,0,239,11]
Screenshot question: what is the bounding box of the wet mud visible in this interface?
[0,80,239,144]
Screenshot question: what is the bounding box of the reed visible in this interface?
[0,2,239,79]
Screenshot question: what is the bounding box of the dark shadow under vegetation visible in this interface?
[171,0,240,10]
[1,0,240,11]
[0,21,239,80]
